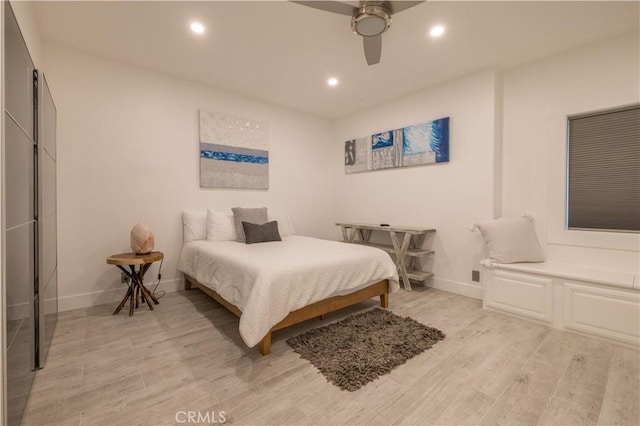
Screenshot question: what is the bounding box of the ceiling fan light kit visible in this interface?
[292,0,424,66]
[351,4,392,37]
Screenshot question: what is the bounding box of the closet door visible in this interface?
[4,1,34,140]
[4,2,37,425]
[38,72,58,367]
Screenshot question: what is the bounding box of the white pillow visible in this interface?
[268,210,295,237]
[182,210,207,243]
[206,209,237,242]
[474,216,545,264]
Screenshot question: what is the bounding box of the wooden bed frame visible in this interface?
[184,274,389,355]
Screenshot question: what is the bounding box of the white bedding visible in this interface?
[178,235,399,347]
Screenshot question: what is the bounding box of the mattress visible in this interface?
[178,235,399,347]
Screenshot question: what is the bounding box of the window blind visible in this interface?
[567,105,639,232]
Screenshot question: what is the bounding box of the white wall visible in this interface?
[42,44,334,311]
[502,31,640,274]
[332,70,500,299]
[16,19,640,314]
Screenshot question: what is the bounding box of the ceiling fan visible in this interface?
[291,1,424,66]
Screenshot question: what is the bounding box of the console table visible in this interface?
[336,223,436,291]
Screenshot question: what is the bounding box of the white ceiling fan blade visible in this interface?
[363,35,382,65]
[387,1,424,15]
[290,1,358,16]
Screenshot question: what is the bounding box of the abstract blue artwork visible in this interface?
[345,117,449,174]
[372,131,394,149]
[199,110,269,189]
[403,117,449,166]
[371,130,402,170]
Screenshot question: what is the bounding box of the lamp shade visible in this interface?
[130,222,155,254]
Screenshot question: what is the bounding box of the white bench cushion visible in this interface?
[492,261,637,289]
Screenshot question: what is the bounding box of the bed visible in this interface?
[178,235,399,355]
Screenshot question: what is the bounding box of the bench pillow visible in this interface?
[475,216,545,264]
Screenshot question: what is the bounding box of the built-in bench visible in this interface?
[482,261,639,347]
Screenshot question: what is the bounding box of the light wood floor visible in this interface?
[21,286,639,426]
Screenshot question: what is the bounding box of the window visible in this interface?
[567,105,639,232]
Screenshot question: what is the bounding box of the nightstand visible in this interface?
[107,251,163,316]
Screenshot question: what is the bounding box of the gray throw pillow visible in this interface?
[232,207,268,242]
[242,221,282,244]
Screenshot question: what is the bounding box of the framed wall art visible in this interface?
[199,110,269,189]
[345,117,449,174]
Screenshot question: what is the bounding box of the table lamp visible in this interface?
[130,222,155,254]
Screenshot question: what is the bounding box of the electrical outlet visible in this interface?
[472,270,480,282]
[121,272,129,284]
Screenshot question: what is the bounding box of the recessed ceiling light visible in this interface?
[327,77,339,87]
[190,22,205,35]
[429,25,445,38]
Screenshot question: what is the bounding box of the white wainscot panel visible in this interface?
[564,281,640,346]
[485,270,553,322]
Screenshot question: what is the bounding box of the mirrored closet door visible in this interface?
[3,2,58,424]
[4,2,37,424]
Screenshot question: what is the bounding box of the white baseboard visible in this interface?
[58,278,182,312]
[56,276,483,311]
[432,277,483,300]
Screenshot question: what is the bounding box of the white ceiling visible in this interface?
[31,1,639,119]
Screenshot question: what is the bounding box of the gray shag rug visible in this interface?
[286,308,445,391]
